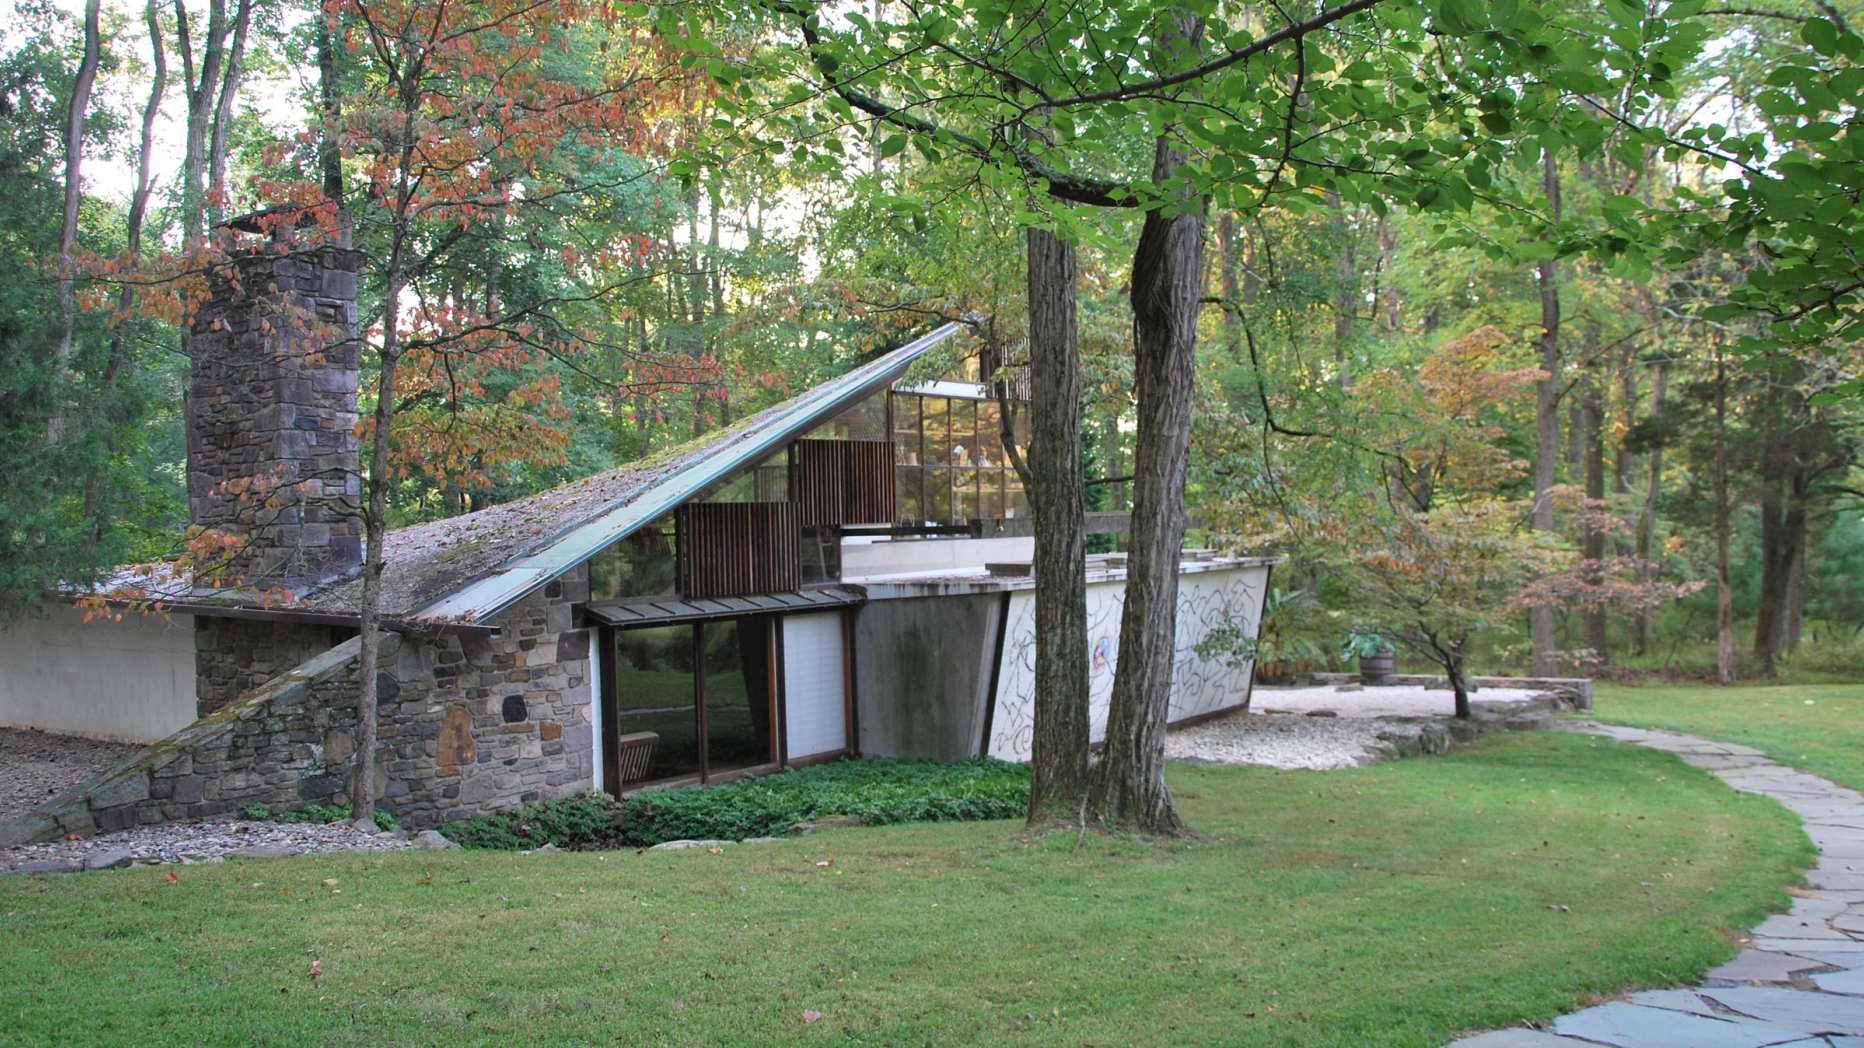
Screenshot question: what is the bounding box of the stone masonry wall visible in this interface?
[0,568,596,845]
[195,617,353,718]
[186,241,363,591]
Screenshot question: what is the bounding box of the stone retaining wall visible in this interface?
[0,569,595,848]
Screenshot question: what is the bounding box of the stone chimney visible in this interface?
[186,216,363,592]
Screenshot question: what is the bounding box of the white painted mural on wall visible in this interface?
[986,564,1268,762]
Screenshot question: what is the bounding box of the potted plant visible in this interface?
[1341,626,1397,684]
[1246,588,1331,684]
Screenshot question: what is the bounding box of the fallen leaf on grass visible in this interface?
[802,1010,821,1024]
[164,871,178,883]
[324,879,338,887]
[310,959,323,980]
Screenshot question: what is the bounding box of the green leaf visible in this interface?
[879,134,908,159]
[1803,17,1841,57]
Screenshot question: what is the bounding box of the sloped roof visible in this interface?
[95,323,962,628]
[312,321,964,625]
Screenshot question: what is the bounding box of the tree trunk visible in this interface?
[1581,366,1608,663]
[1786,540,1807,653]
[1088,110,1205,836]
[1530,153,1563,676]
[52,0,102,430]
[1635,360,1667,656]
[1376,212,1399,330]
[86,0,166,526]
[205,0,252,226]
[1448,640,1471,720]
[1024,226,1090,826]
[1217,212,1240,355]
[1714,350,1735,685]
[352,259,403,831]
[318,13,343,206]
[176,0,229,249]
[1754,490,1806,676]
[1326,190,1355,389]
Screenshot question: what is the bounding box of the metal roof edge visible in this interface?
[407,322,966,625]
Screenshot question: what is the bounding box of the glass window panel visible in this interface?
[589,519,678,601]
[922,398,949,466]
[975,472,995,521]
[926,468,951,523]
[892,394,922,465]
[800,390,888,441]
[897,466,924,525]
[612,625,700,782]
[1007,484,1028,520]
[975,401,1002,466]
[702,619,773,774]
[950,401,977,465]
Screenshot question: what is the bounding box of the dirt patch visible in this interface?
[0,727,142,823]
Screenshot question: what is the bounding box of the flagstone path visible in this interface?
[1450,723,1864,1048]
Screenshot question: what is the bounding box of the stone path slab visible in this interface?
[1450,723,1864,1048]
[1700,987,1864,1035]
[1710,951,1833,983]
[1552,1001,1812,1047]
[1814,971,1864,997]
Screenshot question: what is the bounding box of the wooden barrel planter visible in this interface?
[1359,650,1397,684]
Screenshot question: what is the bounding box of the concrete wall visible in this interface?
[841,536,1034,580]
[853,592,1001,760]
[985,562,1271,761]
[0,605,198,743]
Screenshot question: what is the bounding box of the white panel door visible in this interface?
[783,613,848,760]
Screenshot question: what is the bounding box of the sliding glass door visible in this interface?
[605,617,775,790]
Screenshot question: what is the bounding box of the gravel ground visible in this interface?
[1249,682,1545,719]
[0,727,142,823]
[3,819,410,872]
[1166,683,1554,770]
[1167,710,1441,770]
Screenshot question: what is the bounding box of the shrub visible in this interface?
[277,802,400,831]
[439,792,622,850]
[435,759,1031,850]
[620,758,1029,845]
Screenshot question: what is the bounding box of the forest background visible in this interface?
[3,0,1862,687]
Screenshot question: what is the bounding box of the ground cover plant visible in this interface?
[1592,682,1864,793]
[440,759,1030,850]
[0,733,1808,1047]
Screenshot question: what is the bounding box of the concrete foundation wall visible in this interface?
[841,536,1034,580]
[985,563,1269,761]
[0,605,198,743]
[853,592,1001,761]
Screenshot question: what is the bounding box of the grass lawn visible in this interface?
[1592,682,1864,794]
[0,733,1810,1047]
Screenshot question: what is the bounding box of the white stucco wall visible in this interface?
[0,605,198,742]
[986,562,1269,761]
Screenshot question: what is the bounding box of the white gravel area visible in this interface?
[3,819,409,873]
[1168,711,1437,770]
[1167,683,1557,770]
[1249,682,1545,719]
